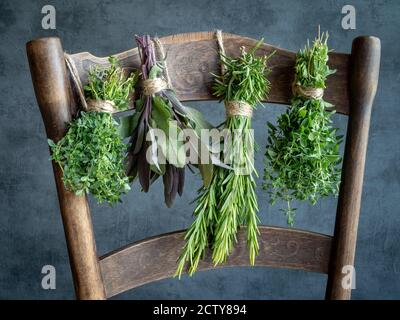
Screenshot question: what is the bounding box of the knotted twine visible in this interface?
[64,53,118,113]
[215,30,253,118]
[292,82,324,100]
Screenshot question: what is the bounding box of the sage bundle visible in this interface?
[176,31,272,277]
[127,35,221,207]
[49,56,138,204]
[263,31,342,226]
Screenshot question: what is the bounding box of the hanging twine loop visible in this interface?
[216,30,253,118]
[153,37,173,89]
[216,30,226,74]
[141,37,172,96]
[292,82,324,100]
[64,53,117,113]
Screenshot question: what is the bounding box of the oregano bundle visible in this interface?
[263,31,342,225]
[49,57,138,205]
[176,35,272,277]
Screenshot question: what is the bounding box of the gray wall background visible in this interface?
[0,0,399,299]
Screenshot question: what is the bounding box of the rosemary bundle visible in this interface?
[263,31,342,225]
[176,36,272,277]
[49,57,138,204]
[127,35,221,207]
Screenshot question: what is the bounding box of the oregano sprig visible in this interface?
[263,31,342,225]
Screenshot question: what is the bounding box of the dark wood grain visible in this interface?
[68,31,350,114]
[26,37,106,300]
[326,36,381,300]
[99,226,332,298]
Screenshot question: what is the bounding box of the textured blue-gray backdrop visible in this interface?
[0,0,399,299]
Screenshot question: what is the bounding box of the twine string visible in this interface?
[64,53,88,111]
[153,37,172,89]
[216,29,226,75]
[142,77,168,96]
[86,99,117,113]
[225,101,253,118]
[292,82,324,100]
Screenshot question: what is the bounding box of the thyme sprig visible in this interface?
[49,112,130,204]
[49,57,137,204]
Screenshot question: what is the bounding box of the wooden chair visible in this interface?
[26,32,380,300]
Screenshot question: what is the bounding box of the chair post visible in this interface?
[326,36,380,300]
[26,37,106,300]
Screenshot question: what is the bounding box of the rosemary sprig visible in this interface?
[263,31,342,226]
[175,176,219,275]
[176,40,272,277]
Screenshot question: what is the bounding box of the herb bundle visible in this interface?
[263,31,342,226]
[127,35,220,207]
[84,56,137,111]
[49,57,138,204]
[176,35,272,277]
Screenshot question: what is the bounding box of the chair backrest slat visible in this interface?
[100,226,332,298]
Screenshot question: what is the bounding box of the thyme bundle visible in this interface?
[176,35,272,277]
[263,31,342,225]
[49,57,138,204]
[126,35,221,207]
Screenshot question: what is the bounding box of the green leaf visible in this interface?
[184,106,214,132]
[198,163,213,187]
[166,120,186,168]
[47,139,56,148]
[152,96,173,130]
[149,64,163,79]
[151,96,186,168]
[118,113,140,139]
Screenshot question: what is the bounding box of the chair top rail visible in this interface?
[68,31,350,114]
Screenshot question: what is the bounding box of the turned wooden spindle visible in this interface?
[326,36,381,300]
[26,37,106,300]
